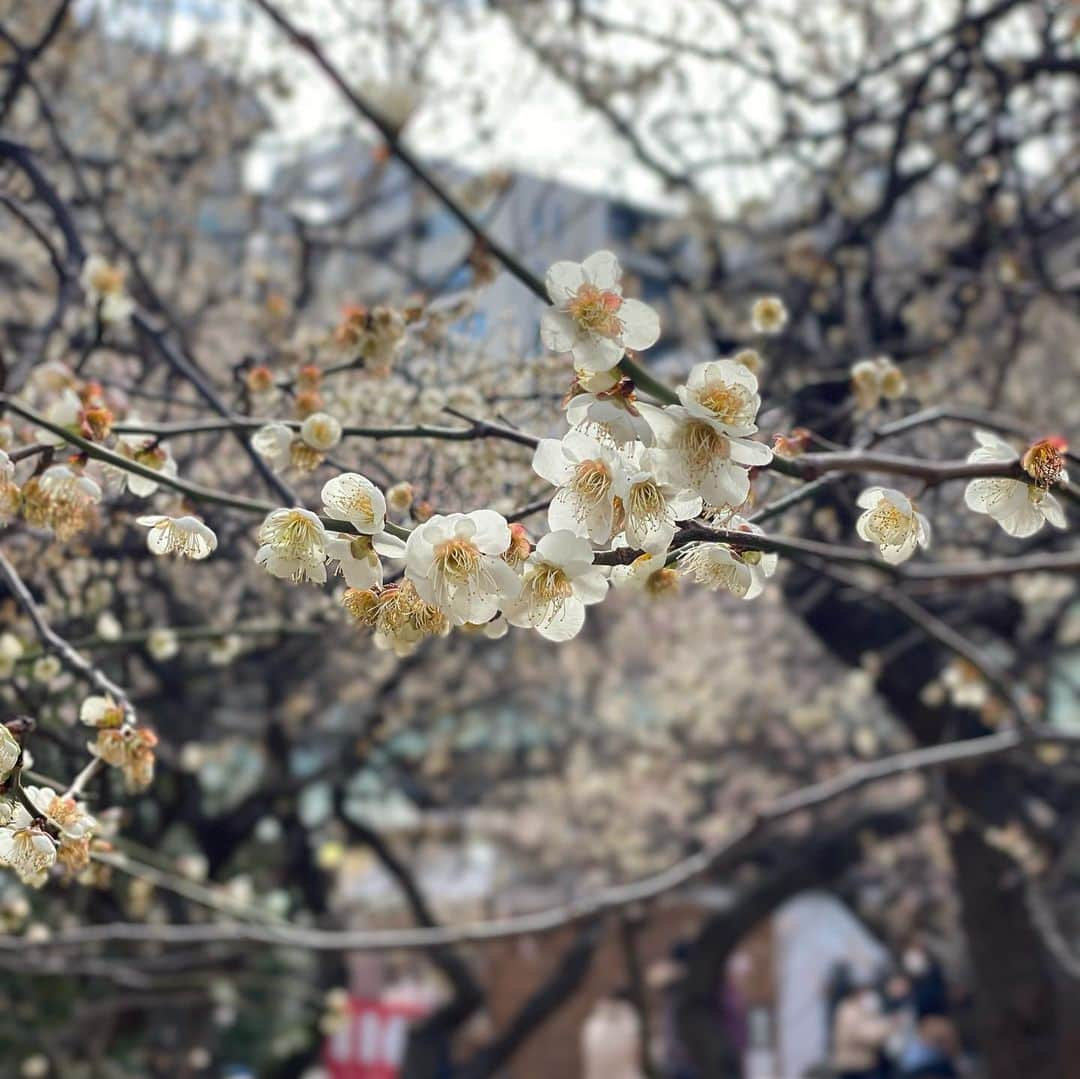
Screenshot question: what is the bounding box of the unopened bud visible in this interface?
[246,365,275,394]
[296,364,323,392]
[503,522,532,567]
[386,482,414,515]
[293,390,323,419]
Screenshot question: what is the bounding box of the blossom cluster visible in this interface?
[250,253,780,651]
[0,719,101,886]
[242,253,1072,650]
[853,429,1068,564]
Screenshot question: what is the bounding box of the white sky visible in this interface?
[81,0,815,213]
[82,0,1030,215]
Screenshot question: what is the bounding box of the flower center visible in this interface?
[434,537,483,585]
[133,445,168,471]
[289,441,323,473]
[569,459,613,510]
[155,521,205,559]
[676,421,729,475]
[696,383,753,426]
[272,512,323,558]
[344,491,375,524]
[645,567,679,596]
[526,564,574,605]
[47,797,80,828]
[12,830,52,873]
[680,547,738,591]
[869,503,912,545]
[567,284,623,337]
[90,265,124,295]
[1022,439,1066,488]
[368,581,448,643]
[628,480,666,530]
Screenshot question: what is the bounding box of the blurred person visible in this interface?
[881,971,917,1075]
[897,1015,960,1079]
[902,941,950,1019]
[825,961,858,1053]
[581,988,646,1079]
[650,942,702,1079]
[831,985,899,1079]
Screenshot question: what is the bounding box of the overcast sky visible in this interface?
[82,0,992,215]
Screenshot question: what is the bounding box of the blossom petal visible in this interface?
[727,437,773,467]
[1042,492,1067,530]
[545,260,586,304]
[581,250,621,291]
[618,298,660,350]
[572,333,625,373]
[469,510,511,555]
[540,309,581,354]
[535,530,593,569]
[531,439,575,486]
[574,570,609,606]
[537,596,586,641]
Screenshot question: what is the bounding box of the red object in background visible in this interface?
[325,998,428,1079]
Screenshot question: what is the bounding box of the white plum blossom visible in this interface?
[325,534,381,590]
[540,251,660,372]
[964,431,1067,538]
[32,655,61,684]
[80,255,134,325]
[532,430,627,545]
[80,694,125,728]
[855,487,931,563]
[136,515,217,559]
[404,510,520,625]
[616,446,702,554]
[504,530,608,641]
[679,530,778,600]
[385,482,414,515]
[750,295,788,334]
[251,424,294,470]
[37,389,82,447]
[643,402,772,509]
[321,473,407,585]
[255,508,328,584]
[321,473,386,534]
[610,552,680,597]
[300,412,343,451]
[209,635,244,667]
[0,633,23,679]
[325,531,405,590]
[147,628,180,661]
[0,804,56,886]
[638,357,771,510]
[0,726,19,782]
[96,611,122,641]
[677,359,763,437]
[850,356,906,410]
[23,786,96,840]
[565,383,655,447]
[112,432,178,497]
[0,450,17,519]
[39,464,101,505]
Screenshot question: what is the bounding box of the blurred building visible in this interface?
[242,130,683,360]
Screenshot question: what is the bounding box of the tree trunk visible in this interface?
[785,558,1080,1079]
[676,810,914,1077]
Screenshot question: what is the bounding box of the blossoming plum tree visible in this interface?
[0,1,1077,1076]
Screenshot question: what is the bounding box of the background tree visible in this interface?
[0,2,1077,1077]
